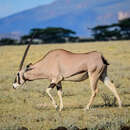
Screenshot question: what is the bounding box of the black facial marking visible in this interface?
[17,73,21,84]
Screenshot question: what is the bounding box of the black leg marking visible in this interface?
[48,83,56,89]
[56,85,62,90]
[56,82,62,90]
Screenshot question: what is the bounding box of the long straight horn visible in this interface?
[19,38,33,70]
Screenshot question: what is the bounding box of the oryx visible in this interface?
[13,44,122,111]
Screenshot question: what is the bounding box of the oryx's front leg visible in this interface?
[46,83,58,109]
[57,82,63,111]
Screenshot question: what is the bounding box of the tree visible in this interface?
[91,18,130,41]
[91,25,121,41]
[118,18,130,39]
[91,25,110,41]
[0,38,18,45]
[21,27,76,44]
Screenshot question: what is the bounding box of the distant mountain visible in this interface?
[0,0,130,38]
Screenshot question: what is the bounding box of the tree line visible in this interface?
[0,18,130,45]
[91,18,130,41]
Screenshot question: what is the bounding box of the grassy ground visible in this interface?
[0,40,130,130]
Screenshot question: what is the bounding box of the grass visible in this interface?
[0,40,130,130]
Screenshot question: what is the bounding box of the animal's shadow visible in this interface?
[62,103,130,111]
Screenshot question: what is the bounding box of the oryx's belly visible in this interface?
[64,72,88,82]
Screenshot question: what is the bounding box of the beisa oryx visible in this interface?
[13,44,122,111]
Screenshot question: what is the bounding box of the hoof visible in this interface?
[56,106,59,111]
[119,105,122,109]
[56,106,63,112]
[59,108,63,112]
[83,106,90,111]
[59,105,63,112]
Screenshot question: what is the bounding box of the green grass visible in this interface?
[0,40,130,130]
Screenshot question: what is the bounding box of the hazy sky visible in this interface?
[0,0,55,18]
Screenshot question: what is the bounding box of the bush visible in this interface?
[101,93,116,107]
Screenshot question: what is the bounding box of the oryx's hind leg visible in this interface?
[46,83,58,109]
[84,71,99,110]
[100,67,122,108]
[56,82,63,111]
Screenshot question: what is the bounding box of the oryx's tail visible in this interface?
[101,55,110,65]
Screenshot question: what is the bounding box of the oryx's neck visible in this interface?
[24,63,48,80]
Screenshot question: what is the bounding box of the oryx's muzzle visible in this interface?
[13,83,20,89]
[13,72,26,89]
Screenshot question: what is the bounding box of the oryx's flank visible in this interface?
[13,44,122,111]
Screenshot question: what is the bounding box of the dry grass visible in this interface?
[0,40,130,129]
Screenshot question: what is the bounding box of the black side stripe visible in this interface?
[69,70,87,77]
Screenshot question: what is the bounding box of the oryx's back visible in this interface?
[41,49,106,78]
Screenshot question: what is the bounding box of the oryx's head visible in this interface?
[13,44,31,89]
